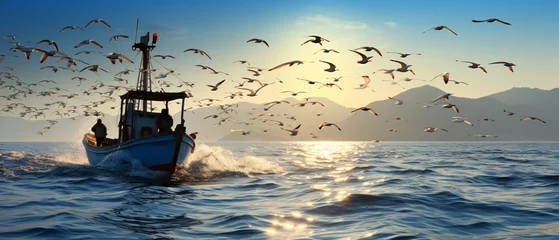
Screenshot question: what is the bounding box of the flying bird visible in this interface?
[490,61,516,72]
[456,60,487,73]
[247,38,269,47]
[375,69,396,79]
[153,55,175,59]
[301,35,329,45]
[351,107,378,116]
[314,49,339,54]
[236,83,273,97]
[234,60,250,65]
[85,19,111,28]
[354,76,371,90]
[281,91,306,96]
[391,59,415,74]
[349,49,373,64]
[74,40,103,48]
[319,122,341,131]
[319,60,338,72]
[109,35,129,42]
[36,40,59,51]
[423,25,458,35]
[80,65,108,73]
[105,52,133,64]
[207,79,226,91]
[430,72,450,84]
[354,46,383,56]
[503,110,515,116]
[442,103,460,113]
[388,96,403,105]
[184,48,211,59]
[520,117,546,124]
[268,60,306,71]
[424,127,448,133]
[448,80,469,85]
[282,124,301,136]
[59,26,84,32]
[432,93,453,103]
[472,18,511,25]
[387,52,421,58]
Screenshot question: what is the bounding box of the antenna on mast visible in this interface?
[134,18,139,43]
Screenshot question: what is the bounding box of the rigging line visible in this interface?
[149,57,187,84]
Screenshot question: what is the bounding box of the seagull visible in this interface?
[472,18,511,25]
[34,48,66,64]
[40,66,74,73]
[354,76,371,90]
[59,26,84,32]
[109,35,129,42]
[423,25,458,35]
[430,72,450,84]
[231,129,251,135]
[105,52,133,64]
[234,60,250,65]
[319,83,342,90]
[207,79,226,91]
[351,107,378,116]
[442,103,459,113]
[237,83,273,97]
[153,55,175,59]
[520,117,546,124]
[424,127,448,133]
[319,60,338,72]
[329,76,344,82]
[387,52,421,58]
[391,59,415,74]
[383,80,406,89]
[456,60,487,73]
[375,69,396,79]
[503,110,515,116]
[401,77,426,82]
[432,93,453,103]
[310,133,318,139]
[10,45,36,59]
[478,117,495,122]
[281,91,306,96]
[314,49,339,54]
[264,100,290,111]
[388,96,403,105]
[282,124,301,136]
[451,117,473,126]
[448,80,469,85]
[319,122,341,131]
[241,77,263,86]
[247,38,269,47]
[269,60,306,71]
[247,69,261,76]
[301,35,329,45]
[297,78,323,85]
[470,134,498,138]
[80,65,108,73]
[74,40,103,48]
[349,49,373,64]
[36,40,59,51]
[354,46,382,56]
[184,48,211,59]
[75,51,103,55]
[85,19,111,28]
[490,62,516,72]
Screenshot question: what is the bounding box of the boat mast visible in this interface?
[133,30,156,112]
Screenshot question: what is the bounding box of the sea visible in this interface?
[1,142,558,240]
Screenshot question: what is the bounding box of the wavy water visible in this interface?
[1,142,558,239]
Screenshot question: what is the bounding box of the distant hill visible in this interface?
[0,86,557,142]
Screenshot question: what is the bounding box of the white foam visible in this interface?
[176,144,283,180]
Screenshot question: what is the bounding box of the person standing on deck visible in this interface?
[91,119,107,147]
[156,108,174,133]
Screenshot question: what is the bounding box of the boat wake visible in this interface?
[173,144,284,182]
[0,143,282,183]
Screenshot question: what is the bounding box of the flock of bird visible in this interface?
[0,17,548,139]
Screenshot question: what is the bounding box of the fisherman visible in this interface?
[91,119,107,147]
[156,108,173,133]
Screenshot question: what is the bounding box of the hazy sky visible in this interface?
[1,0,559,118]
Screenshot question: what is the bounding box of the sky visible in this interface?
[1,0,559,121]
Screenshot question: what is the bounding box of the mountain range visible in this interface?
[0,85,557,142]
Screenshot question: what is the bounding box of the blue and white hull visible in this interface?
[82,132,195,181]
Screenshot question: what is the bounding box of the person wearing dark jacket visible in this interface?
[91,119,107,147]
[156,109,174,133]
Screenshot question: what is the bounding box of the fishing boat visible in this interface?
[82,30,196,182]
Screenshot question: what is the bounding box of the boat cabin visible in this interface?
[118,90,189,144]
